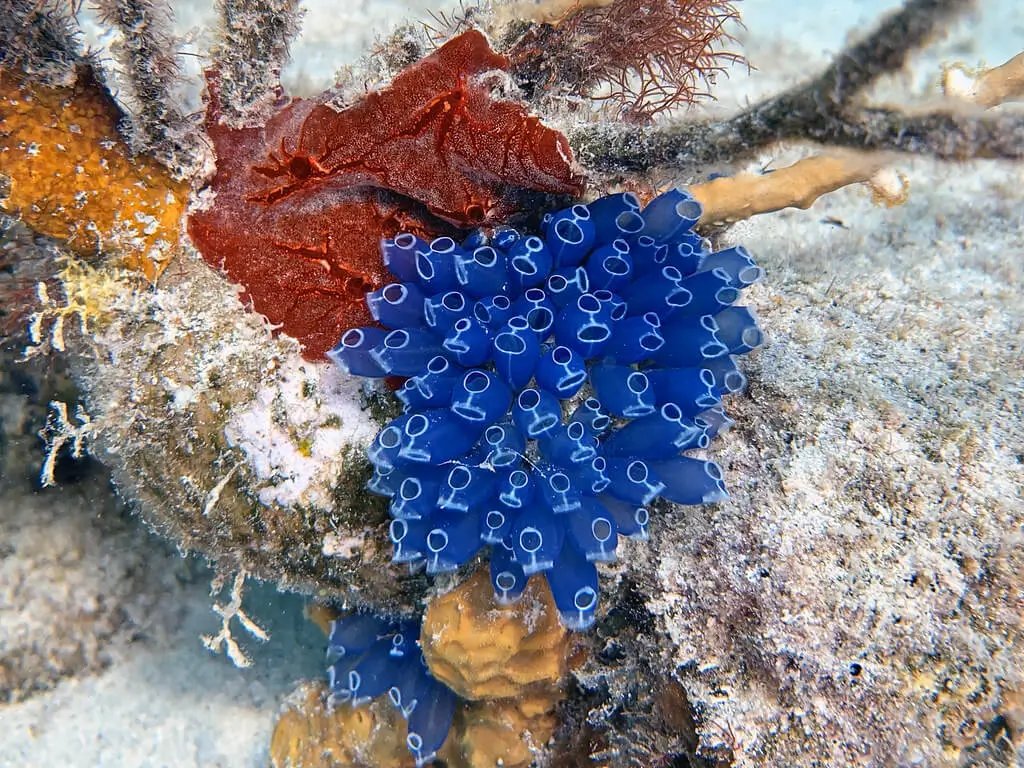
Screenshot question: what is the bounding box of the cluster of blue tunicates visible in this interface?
[326,613,456,767]
[328,188,764,631]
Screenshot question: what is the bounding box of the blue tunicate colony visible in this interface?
[325,613,455,766]
[329,188,763,631]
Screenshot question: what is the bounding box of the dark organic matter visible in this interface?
[188,29,584,360]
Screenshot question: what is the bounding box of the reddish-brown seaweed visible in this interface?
[188,30,584,359]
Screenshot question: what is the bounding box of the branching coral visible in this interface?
[331,188,763,629]
[507,0,743,121]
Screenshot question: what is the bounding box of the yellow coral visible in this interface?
[442,695,560,768]
[270,681,414,768]
[420,567,570,700]
[0,68,187,281]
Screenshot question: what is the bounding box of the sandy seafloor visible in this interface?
[1,0,1022,766]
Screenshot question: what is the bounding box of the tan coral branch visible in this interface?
[692,50,1024,226]
[942,51,1024,108]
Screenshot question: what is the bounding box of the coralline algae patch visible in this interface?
[332,188,764,630]
[224,357,379,510]
[0,69,187,281]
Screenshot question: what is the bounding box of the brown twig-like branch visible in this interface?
[570,0,1024,175]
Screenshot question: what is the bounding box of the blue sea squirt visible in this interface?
[329,188,764,632]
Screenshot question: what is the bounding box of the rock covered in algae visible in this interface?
[420,568,570,701]
[564,159,1024,767]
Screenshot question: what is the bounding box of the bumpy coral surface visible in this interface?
[0,69,188,281]
[270,681,414,768]
[188,29,584,360]
[332,188,763,629]
[420,567,568,700]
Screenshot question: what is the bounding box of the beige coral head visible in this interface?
[420,567,570,701]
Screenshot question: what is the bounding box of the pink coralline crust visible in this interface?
[188,30,585,360]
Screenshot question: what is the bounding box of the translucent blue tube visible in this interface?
[455,245,508,298]
[387,654,432,718]
[381,233,429,283]
[507,235,553,292]
[423,510,482,574]
[462,229,489,250]
[568,397,611,435]
[702,355,747,395]
[695,406,735,439]
[714,306,764,354]
[649,457,728,504]
[587,191,641,245]
[497,467,534,509]
[406,679,457,767]
[554,292,614,359]
[605,458,666,505]
[640,188,703,240]
[397,355,464,410]
[628,235,669,276]
[535,344,587,398]
[491,227,520,250]
[596,494,650,539]
[603,312,664,364]
[472,294,513,330]
[545,542,599,630]
[478,421,525,468]
[398,409,481,464]
[592,289,627,322]
[654,315,729,366]
[367,465,402,496]
[590,364,656,418]
[601,403,707,459]
[390,469,444,519]
[327,327,388,377]
[544,204,596,268]
[537,463,583,514]
[675,269,740,316]
[492,321,541,390]
[698,245,763,287]
[389,517,430,563]
[480,504,515,544]
[442,317,493,367]
[567,455,610,495]
[414,236,460,293]
[437,463,495,512]
[327,614,382,658]
[664,241,702,277]
[620,265,692,318]
[450,370,512,427]
[546,266,590,309]
[567,496,619,562]
[538,420,596,465]
[585,239,633,292]
[367,417,409,470]
[424,290,470,332]
[512,387,562,439]
[644,367,721,416]
[490,542,528,604]
[347,638,399,705]
[510,505,565,574]
[510,287,556,337]
[370,328,445,376]
[367,282,427,329]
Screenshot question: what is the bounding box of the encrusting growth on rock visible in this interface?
[420,568,569,701]
[0,68,188,281]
